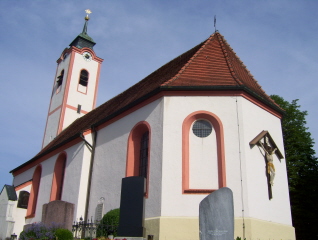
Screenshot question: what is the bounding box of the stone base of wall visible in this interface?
[144,216,295,240]
[235,217,296,240]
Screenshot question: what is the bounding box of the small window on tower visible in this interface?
[77,104,81,114]
[79,70,89,87]
[56,70,64,93]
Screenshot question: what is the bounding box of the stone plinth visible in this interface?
[42,200,74,230]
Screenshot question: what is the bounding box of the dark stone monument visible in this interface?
[117,176,145,238]
[199,187,234,240]
[42,200,74,230]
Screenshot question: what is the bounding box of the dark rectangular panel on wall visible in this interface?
[117,176,145,237]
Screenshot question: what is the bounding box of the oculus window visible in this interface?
[192,119,212,138]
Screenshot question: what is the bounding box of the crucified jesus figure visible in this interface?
[259,140,277,186]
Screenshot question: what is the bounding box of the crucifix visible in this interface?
[250,131,283,199]
[259,137,277,185]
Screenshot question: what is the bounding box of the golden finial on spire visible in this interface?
[85,9,92,20]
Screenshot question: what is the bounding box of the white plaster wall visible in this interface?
[43,108,61,147]
[161,96,242,218]
[66,52,99,112]
[13,169,34,188]
[88,99,164,219]
[62,108,84,130]
[30,154,57,223]
[50,55,70,111]
[75,137,93,219]
[239,97,292,225]
[0,188,11,239]
[56,142,91,221]
[12,141,90,224]
[12,184,31,237]
[160,95,291,227]
[189,123,218,189]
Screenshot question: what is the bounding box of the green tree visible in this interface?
[271,95,318,240]
[96,208,120,237]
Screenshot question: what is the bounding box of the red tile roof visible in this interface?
[11,32,282,173]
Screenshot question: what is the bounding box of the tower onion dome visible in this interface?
[69,9,96,49]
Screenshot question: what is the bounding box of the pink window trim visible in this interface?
[26,165,42,218]
[126,121,151,197]
[182,111,226,194]
[50,152,67,201]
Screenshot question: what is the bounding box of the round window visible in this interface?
[192,120,212,138]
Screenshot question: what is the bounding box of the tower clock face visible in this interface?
[83,52,92,62]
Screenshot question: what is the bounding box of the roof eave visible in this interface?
[10,85,283,175]
[92,85,284,128]
[10,133,82,174]
[160,85,284,115]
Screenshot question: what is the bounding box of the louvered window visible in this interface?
[56,70,64,88]
[79,70,89,86]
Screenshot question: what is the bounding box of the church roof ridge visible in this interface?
[161,35,212,86]
[10,31,283,174]
[216,33,244,86]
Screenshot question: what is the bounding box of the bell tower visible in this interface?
[42,10,103,148]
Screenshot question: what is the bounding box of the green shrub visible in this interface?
[19,222,73,240]
[55,228,73,240]
[96,208,120,237]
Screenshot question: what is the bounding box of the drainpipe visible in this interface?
[83,127,98,223]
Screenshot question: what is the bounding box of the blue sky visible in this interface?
[1,1,317,188]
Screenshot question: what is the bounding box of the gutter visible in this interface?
[80,133,93,150]
[83,127,98,223]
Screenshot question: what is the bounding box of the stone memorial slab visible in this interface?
[42,200,74,230]
[95,203,104,221]
[199,187,234,240]
[117,176,145,238]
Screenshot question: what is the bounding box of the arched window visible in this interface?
[126,121,151,196]
[17,191,30,209]
[182,111,226,194]
[139,131,149,178]
[78,69,89,93]
[79,70,89,86]
[26,165,42,218]
[50,153,67,201]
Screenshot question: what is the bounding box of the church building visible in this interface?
[1,12,295,240]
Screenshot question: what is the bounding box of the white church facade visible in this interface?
[1,13,296,240]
